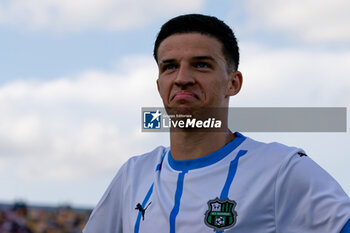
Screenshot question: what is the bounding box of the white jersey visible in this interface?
[83,133,350,233]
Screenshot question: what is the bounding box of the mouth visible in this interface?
[171,91,198,101]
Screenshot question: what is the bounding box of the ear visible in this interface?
[226,71,243,97]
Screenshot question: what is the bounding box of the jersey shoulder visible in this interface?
[113,145,168,192]
[123,145,168,174]
[83,145,168,233]
[242,136,305,164]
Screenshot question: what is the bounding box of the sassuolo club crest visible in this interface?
[204,197,237,231]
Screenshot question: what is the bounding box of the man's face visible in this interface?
[156,33,242,110]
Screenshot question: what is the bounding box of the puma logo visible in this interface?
[135,202,152,221]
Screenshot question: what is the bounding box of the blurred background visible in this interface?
[0,0,349,231]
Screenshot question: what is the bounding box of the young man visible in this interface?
[83,14,350,233]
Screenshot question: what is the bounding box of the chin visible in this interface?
[165,105,194,115]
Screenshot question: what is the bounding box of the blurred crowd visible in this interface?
[0,202,91,233]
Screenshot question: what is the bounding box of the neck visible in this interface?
[169,128,235,161]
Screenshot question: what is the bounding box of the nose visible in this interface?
[174,64,195,87]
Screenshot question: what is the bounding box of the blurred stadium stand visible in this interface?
[0,202,91,233]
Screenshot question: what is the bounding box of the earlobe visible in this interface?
[226,71,243,97]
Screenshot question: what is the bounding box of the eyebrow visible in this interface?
[192,56,216,62]
[159,56,217,65]
[159,59,177,65]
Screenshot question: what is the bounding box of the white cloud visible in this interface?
[235,42,350,106]
[244,0,350,43]
[0,56,166,181]
[0,0,204,32]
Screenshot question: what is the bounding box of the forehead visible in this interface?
[157,33,225,62]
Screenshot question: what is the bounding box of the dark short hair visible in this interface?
[153,14,239,71]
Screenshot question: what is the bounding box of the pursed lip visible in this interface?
[171,90,198,101]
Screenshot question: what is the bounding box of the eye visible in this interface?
[195,62,210,69]
[163,64,177,71]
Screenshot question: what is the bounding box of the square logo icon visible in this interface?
[143,110,162,129]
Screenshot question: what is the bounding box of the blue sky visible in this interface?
[0,0,349,208]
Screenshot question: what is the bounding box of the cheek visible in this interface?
[210,79,228,94]
[158,79,170,99]
[205,80,229,103]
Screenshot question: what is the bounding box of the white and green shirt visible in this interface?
[84,133,350,233]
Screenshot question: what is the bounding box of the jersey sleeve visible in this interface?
[275,152,350,233]
[83,163,127,233]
